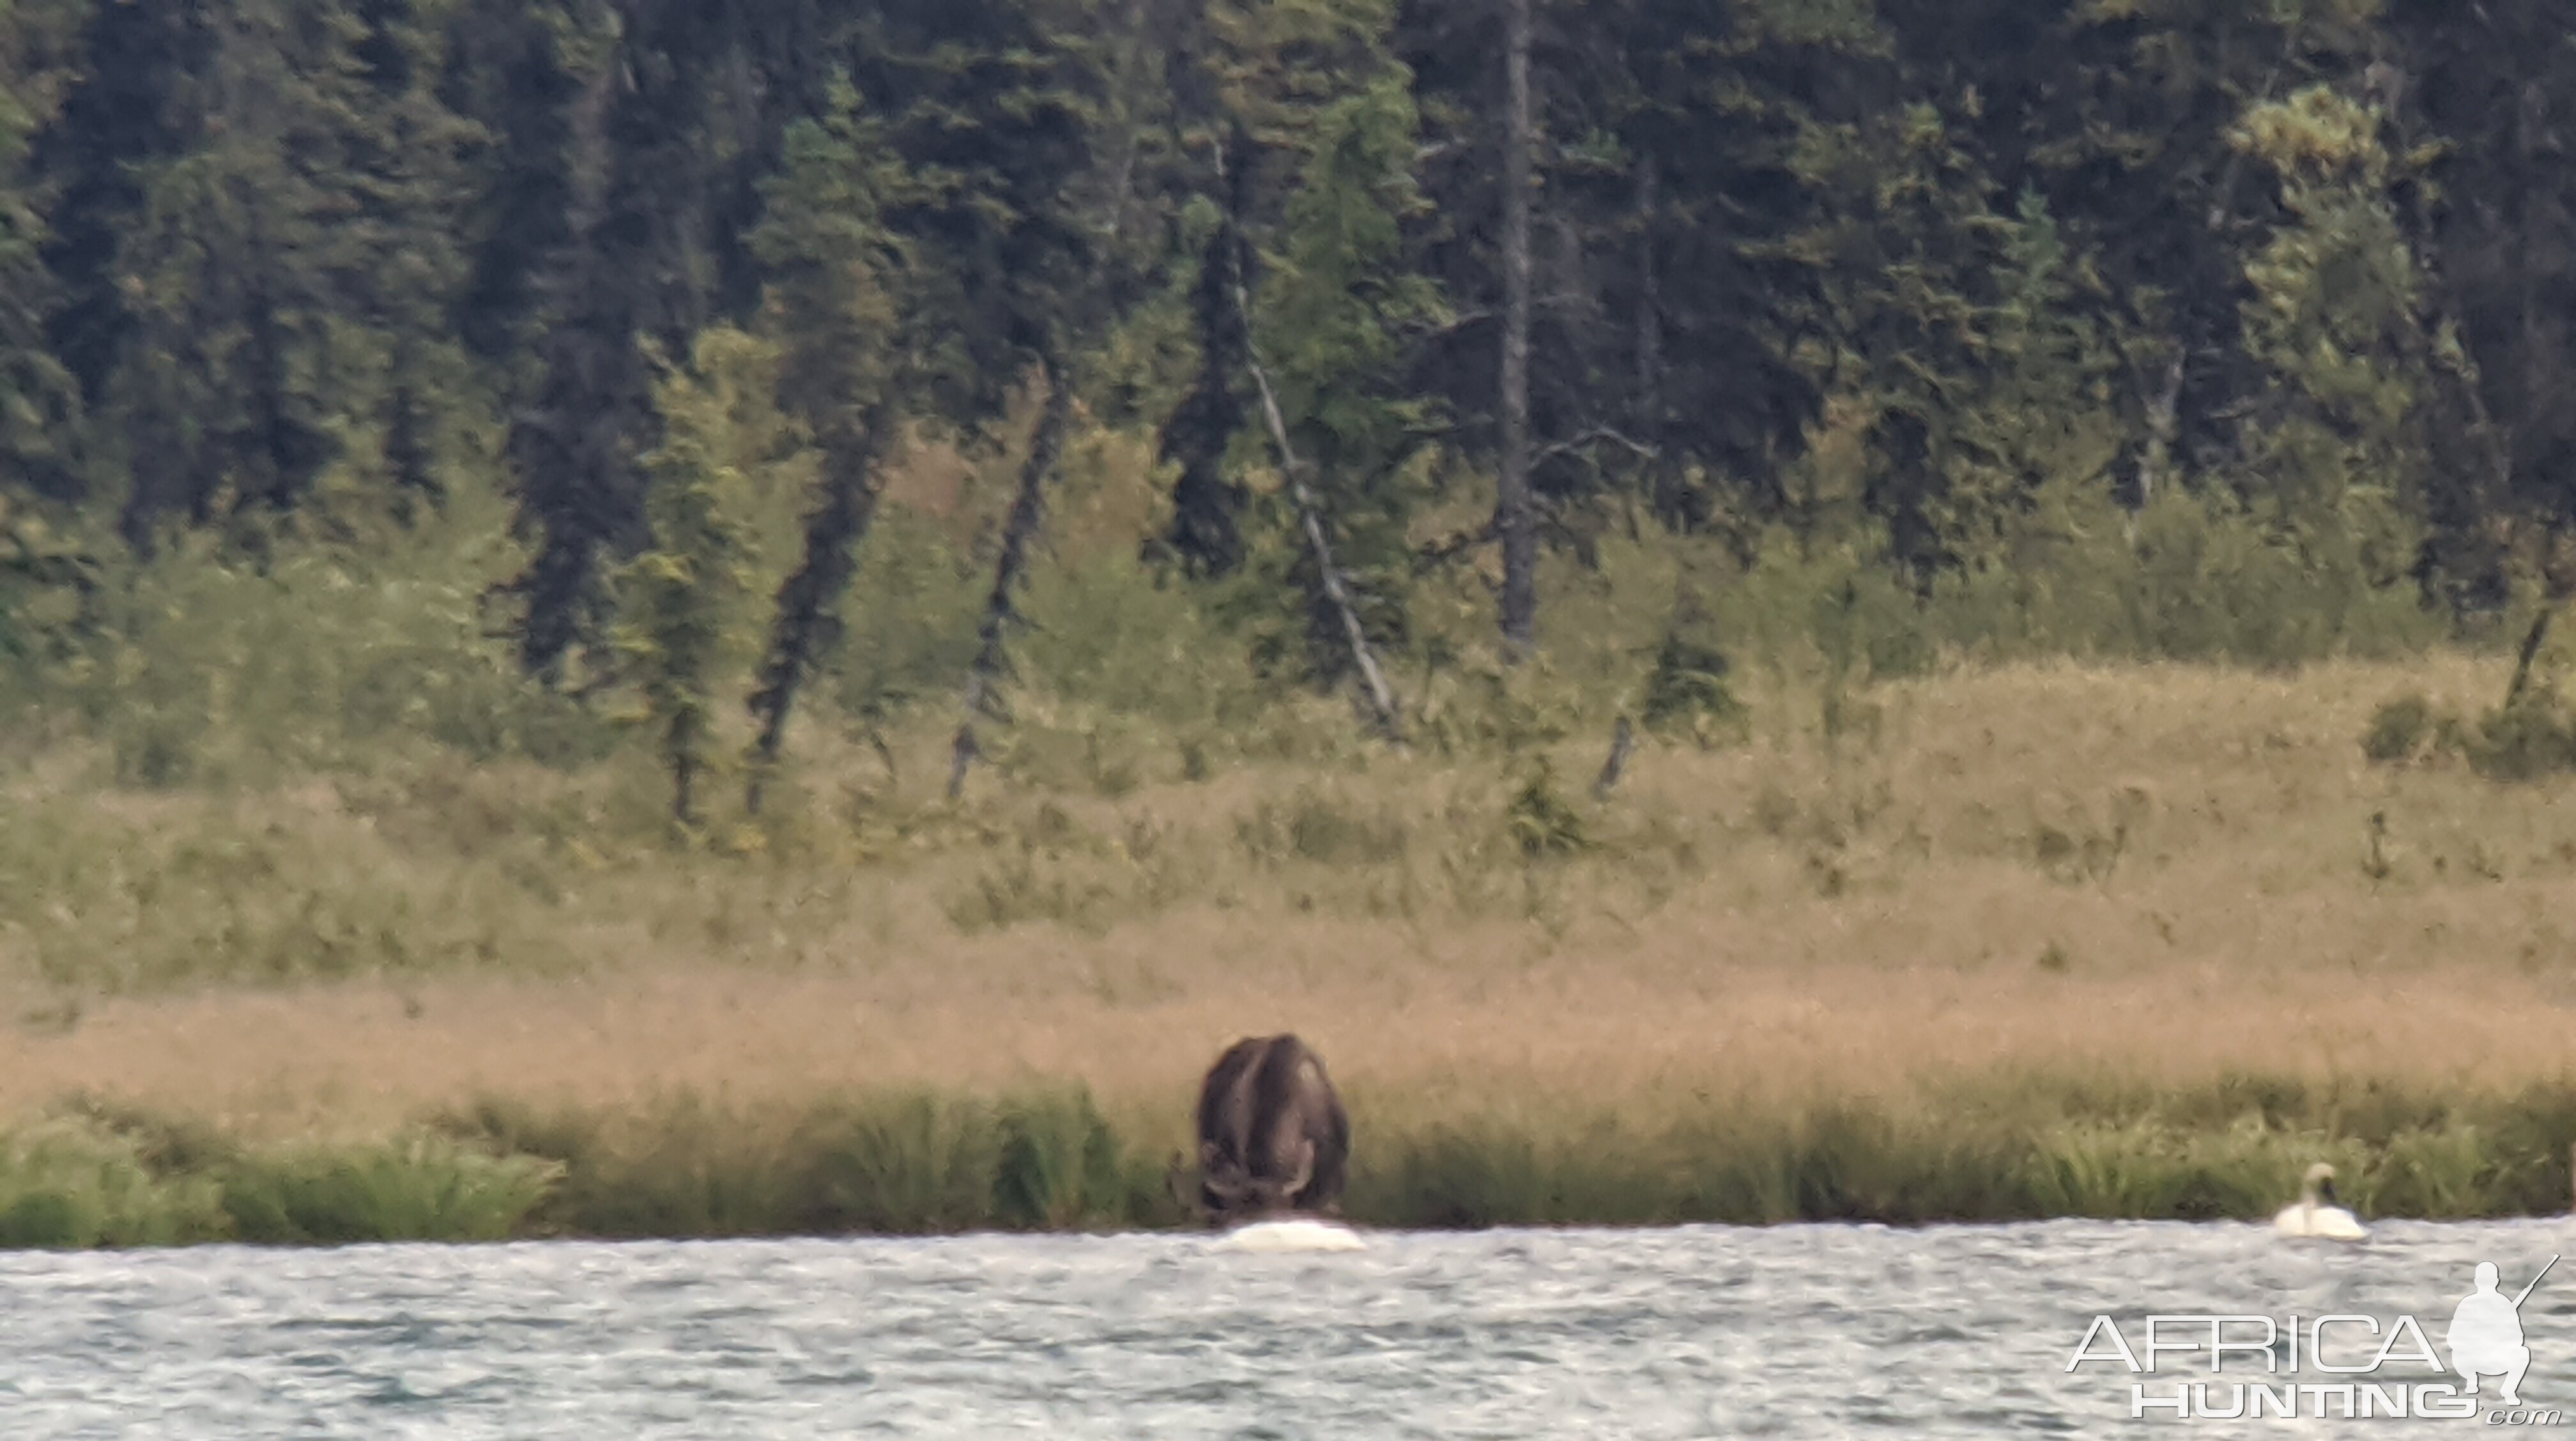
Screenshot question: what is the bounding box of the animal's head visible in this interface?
[1197,1139,1317,1221]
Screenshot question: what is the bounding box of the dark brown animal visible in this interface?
[1176,1033,1351,1224]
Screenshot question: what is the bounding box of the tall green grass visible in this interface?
[4,1074,2568,1249]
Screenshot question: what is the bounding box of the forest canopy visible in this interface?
[2,0,2573,816]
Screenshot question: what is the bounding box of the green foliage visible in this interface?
[2349,676,2576,782]
[613,327,781,826]
[1345,1077,2576,1230]
[1016,548,1266,735]
[1506,759,1589,857]
[1232,29,1446,683]
[97,0,477,528]
[2229,84,2430,601]
[827,509,985,733]
[431,1087,1178,1239]
[0,0,80,495]
[1639,630,1740,737]
[0,1076,2567,1249]
[752,73,910,420]
[2462,692,2576,782]
[1637,540,1745,742]
[1777,97,2014,572]
[219,1132,564,1244]
[0,1117,229,1247]
[2363,691,2437,764]
[61,467,605,787]
[744,72,918,790]
[0,796,519,991]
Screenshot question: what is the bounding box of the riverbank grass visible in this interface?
[1,1072,2566,1247]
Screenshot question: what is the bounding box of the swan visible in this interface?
[2273,1163,2368,1240]
[1218,1216,1367,1253]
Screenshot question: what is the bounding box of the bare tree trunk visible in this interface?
[745,405,893,816]
[1496,0,1537,656]
[1592,715,1634,800]
[1634,166,1660,414]
[2136,352,2182,510]
[1237,317,1406,742]
[2520,81,2546,432]
[948,367,1073,800]
[670,743,696,827]
[2506,606,2555,710]
[1634,164,1678,526]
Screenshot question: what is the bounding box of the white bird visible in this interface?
[1218,1217,1366,1253]
[2274,1162,2368,1240]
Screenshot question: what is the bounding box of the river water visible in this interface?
[1,1219,2569,1438]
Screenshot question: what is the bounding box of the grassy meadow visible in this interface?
[1,423,2575,1245]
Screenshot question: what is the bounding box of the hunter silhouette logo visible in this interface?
[2447,1256,2554,1407]
[2067,1253,2564,1422]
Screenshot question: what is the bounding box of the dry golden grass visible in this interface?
[4,649,2574,1142]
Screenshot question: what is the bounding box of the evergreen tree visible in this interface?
[1775,93,2013,577]
[105,0,374,533]
[345,0,482,510]
[0,0,82,499]
[2388,0,2576,646]
[2230,83,2429,603]
[503,0,752,680]
[806,0,1117,794]
[1244,60,1445,688]
[1935,189,2127,575]
[439,0,585,362]
[33,0,207,425]
[1151,125,1255,576]
[614,326,778,828]
[742,73,913,806]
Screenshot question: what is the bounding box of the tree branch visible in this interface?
[1533,425,1660,469]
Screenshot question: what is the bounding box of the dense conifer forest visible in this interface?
[3,0,2575,804]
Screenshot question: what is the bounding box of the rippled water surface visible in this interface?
[3,1219,2572,1437]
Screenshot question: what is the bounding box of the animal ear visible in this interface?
[1278,1139,1315,1204]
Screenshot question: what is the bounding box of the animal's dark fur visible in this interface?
[1183,1033,1350,1224]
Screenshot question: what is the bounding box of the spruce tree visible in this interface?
[615,327,778,828]
[0,0,80,498]
[504,0,750,680]
[1246,61,1444,694]
[742,73,912,809]
[2230,84,2430,607]
[105,0,371,532]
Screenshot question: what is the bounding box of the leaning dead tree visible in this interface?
[947,363,1075,798]
[745,404,894,816]
[1213,149,1406,743]
[1235,334,1408,743]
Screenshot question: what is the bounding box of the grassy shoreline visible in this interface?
[9,653,2576,1247]
[3,1072,2570,1249]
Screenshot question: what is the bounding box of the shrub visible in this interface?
[218,1132,564,1244]
[2363,691,2437,764]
